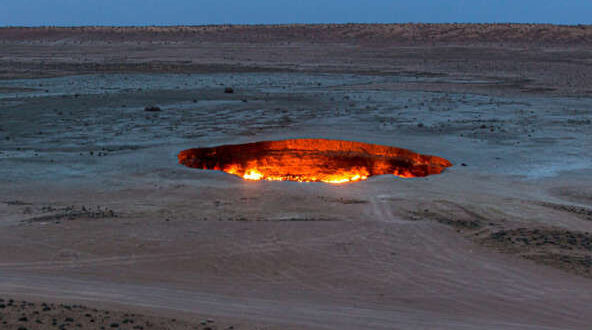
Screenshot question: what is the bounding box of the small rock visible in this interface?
[144,106,161,112]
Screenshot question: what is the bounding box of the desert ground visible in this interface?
[1,24,592,329]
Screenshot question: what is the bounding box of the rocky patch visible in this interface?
[482,228,592,277]
[0,298,231,330]
[22,205,118,224]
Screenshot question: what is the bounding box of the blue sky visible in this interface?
[1,0,591,26]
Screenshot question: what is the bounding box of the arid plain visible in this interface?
[1,24,592,329]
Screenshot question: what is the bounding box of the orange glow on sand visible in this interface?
[178,139,452,184]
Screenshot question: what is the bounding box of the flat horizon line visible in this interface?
[1,22,591,29]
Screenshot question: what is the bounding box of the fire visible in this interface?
[178,139,452,184]
[243,169,264,180]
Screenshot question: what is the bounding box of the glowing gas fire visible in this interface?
[178,139,452,184]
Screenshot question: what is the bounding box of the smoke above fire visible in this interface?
[178,139,452,184]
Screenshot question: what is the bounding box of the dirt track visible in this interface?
[1,24,592,329]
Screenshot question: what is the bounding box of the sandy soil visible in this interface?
[2,24,592,96]
[1,24,592,329]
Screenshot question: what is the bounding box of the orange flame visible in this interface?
[178,139,452,184]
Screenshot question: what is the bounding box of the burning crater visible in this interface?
[178,139,452,184]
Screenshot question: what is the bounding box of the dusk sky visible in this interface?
[1,0,591,26]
